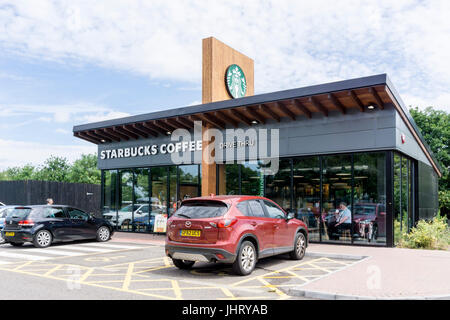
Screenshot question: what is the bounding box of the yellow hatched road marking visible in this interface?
[44,264,63,276]
[171,280,182,299]
[122,262,135,290]
[220,287,236,300]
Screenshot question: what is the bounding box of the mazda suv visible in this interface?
[165,195,308,276]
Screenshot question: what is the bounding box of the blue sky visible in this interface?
[0,0,449,169]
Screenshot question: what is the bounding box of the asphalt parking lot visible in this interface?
[0,240,362,300]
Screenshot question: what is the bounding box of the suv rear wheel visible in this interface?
[290,232,306,260]
[172,259,195,270]
[233,241,257,276]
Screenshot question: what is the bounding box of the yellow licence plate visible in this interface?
[5,232,15,237]
[180,229,201,237]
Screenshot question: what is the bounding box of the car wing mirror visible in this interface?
[286,212,295,220]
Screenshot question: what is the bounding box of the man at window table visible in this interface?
[335,202,352,236]
[328,202,352,240]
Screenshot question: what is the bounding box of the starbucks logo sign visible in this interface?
[225,64,247,99]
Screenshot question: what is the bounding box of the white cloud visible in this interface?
[0,0,449,111]
[0,103,131,125]
[0,138,96,170]
[54,128,70,134]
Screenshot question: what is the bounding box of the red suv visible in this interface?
[165,195,308,275]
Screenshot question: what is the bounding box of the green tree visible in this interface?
[33,156,71,182]
[68,154,101,184]
[3,164,36,180]
[410,106,450,215]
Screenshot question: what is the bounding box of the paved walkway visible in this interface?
[111,232,450,299]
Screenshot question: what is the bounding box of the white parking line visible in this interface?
[0,251,48,261]
[20,248,84,256]
[76,243,142,250]
[59,245,114,253]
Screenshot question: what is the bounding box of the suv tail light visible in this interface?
[217,218,237,228]
[18,219,34,227]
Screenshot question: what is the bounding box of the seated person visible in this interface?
[327,202,352,240]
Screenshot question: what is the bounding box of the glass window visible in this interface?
[102,170,117,213]
[322,155,352,243]
[394,153,414,245]
[224,164,240,195]
[263,200,286,219]
[241,161,264,196]
[151,167,168,233]
[133,168,149,232]
[264,159,291,212]
[169,166,177,216]
[118,170,133,231]
[353,153,386,245]
[248,200,266,217]
[102,170,118,227]
[179,165,199,202]
[68,208,89,221]
[293,157,320,242]
[236,201,250,216]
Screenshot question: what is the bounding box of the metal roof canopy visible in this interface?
[72,74,442,177]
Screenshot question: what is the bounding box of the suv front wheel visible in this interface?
[233,241,257,276]
[290,232,306,260]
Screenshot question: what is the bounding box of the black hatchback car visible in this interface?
[2,205,114,248]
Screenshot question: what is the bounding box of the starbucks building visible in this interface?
[73,37,441,247]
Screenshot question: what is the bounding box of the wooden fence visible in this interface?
[0,180,101,216]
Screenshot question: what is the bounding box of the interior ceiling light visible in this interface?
[367,104,375,110]
[101,139,106,143]
[166,131,172,135]
[251,120,259,124]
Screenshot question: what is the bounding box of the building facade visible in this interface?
[73,38,441,247]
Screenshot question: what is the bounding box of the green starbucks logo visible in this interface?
[225,64,247,99]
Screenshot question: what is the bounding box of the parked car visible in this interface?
[351,203,386,242]
[0,206,18,244]
[2,205,114,248]
[165,195,308,276]
[102,204,150,227]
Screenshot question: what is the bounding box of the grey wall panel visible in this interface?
[395,113,431,166]
[418,161,439,220]
[97,107,400,169]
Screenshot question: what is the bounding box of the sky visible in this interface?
[0,0,449,170]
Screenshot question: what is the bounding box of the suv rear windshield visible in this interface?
[175,201,228,219]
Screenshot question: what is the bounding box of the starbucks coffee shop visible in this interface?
[73,37,441,247]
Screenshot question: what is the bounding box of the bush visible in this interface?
[439,190,450,218]
[397,215,450,250]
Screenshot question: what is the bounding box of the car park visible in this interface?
[165,195,308,276]
[2,205,114,248]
